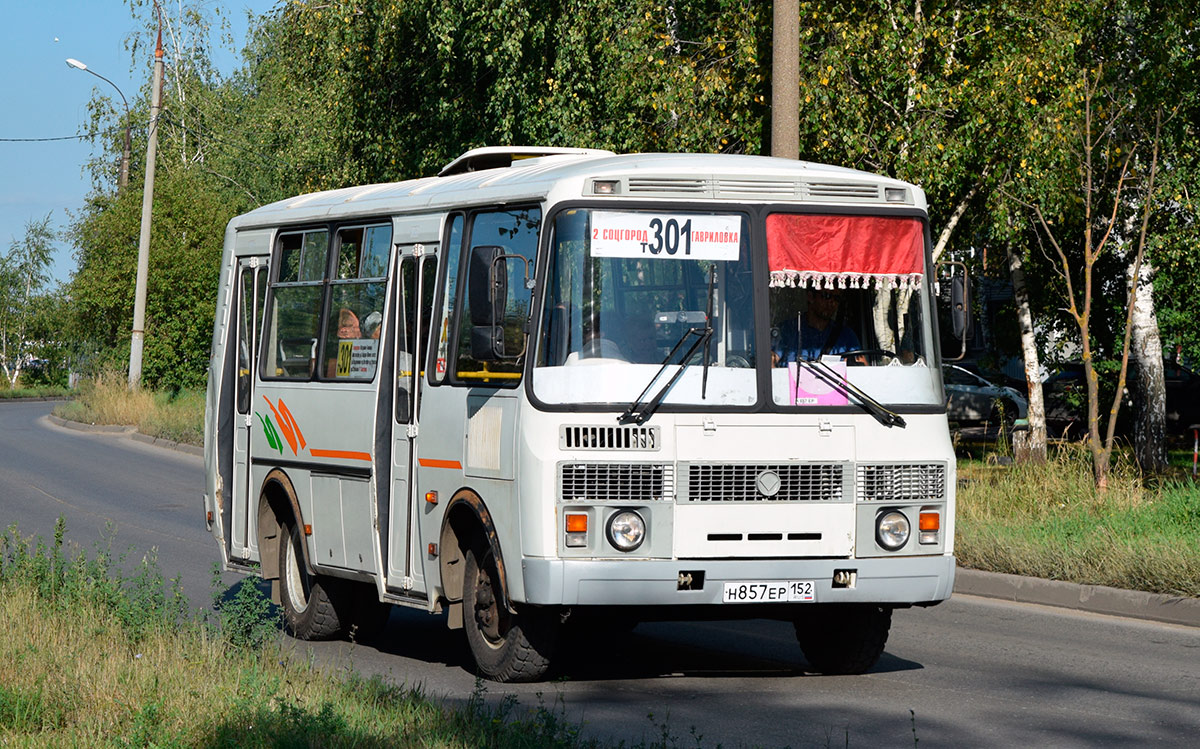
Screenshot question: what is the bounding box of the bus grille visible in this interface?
[855,463,946,502]
[681,463,847,502]
[560,424,660,451]
[559,463,674,502]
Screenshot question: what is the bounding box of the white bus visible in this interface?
[204,146,962,682]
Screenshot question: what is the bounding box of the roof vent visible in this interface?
[438,146,614,177]
[806,182,880,200]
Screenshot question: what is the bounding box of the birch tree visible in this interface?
[0,215,55,388]
[1013,75,1163,488]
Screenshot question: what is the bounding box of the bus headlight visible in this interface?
[875,510,910,551]
[607,511,646,552]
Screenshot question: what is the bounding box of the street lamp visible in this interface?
[66,58,132,190]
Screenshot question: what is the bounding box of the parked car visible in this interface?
[943,364,1029,435]
[1044,359,1200,438]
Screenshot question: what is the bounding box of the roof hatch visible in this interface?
[437,146,614,177]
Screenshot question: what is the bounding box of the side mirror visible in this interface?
[469,245,508,360]
[937,261,970,361]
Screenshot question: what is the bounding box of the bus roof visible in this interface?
[229,149,927,231]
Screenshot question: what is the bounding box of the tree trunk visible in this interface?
[1130,263,1167,473]
[1005,243,1046,462]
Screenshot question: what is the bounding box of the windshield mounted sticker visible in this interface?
[788,359,849,406]
[591,211,740,260]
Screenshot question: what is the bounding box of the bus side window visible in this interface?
[237,265,269,413]
[430,215,464,384]
[453,206,541,384]
[262,230,327,380]
[397,253,439,423]
[321,224,391,381]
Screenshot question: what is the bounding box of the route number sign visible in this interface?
[590,211,741,261]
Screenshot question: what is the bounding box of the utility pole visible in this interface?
[772,0,799,159]
[129,8,163,389]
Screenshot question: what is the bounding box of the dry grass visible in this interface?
[54,370,204,446]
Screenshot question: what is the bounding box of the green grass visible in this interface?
[0,385,72,399]
[1,520,725,748]
[956,445,1200,598]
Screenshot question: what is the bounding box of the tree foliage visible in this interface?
[0,215,58,388]
[61,0,1199,418]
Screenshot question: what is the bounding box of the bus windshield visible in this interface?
[534,208,757,407]
[532,207,941,410]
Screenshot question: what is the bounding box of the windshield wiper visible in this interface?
[618,326,711,425]
[619,269,717,425]
[799,358,907,428]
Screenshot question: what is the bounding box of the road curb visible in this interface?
[47,413,203,457]
[955,567,1200,628]
[129,431,204,457]
[47,413,135,434]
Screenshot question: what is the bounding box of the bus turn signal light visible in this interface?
[919,510,940,544]
[425,490,438,505]
[565,513,588,548]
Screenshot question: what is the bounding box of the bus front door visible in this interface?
[387,250,437,592]
[231,256,268,561]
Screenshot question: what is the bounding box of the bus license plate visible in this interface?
[722,580,816,603]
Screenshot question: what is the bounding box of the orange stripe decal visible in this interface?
[310,449,373,462]
[418,458,463,469]
[277,399,307,450]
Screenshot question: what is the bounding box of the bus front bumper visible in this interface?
[520,555,956,607]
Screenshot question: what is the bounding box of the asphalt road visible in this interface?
[2,400,1197,747]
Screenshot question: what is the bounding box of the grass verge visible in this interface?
[53,371,203,446]
[0,385,71,399]
[0,520,702,748]
[956,445,1200,598]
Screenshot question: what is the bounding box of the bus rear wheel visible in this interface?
[794,604,892,675]
[463,545,558,682]
[279,520,345,640]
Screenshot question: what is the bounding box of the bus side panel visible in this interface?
[413,386,524,603]
[252,384,381,576]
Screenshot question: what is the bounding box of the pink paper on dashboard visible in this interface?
[787,361,849,406]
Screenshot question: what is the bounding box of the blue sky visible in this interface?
[1,1,278,283]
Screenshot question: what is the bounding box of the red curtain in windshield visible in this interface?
[766,214,924,289]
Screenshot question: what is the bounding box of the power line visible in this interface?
[0,135,88,142]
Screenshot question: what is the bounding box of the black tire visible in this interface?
[463,545,558,682]
[794,605,892,675]
[278,521,346,640]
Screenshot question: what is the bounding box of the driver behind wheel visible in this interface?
[773,288,864,365]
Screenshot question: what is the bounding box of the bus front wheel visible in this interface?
[463,545,558,682]
[794,604,892,675]
[279,520,345,640]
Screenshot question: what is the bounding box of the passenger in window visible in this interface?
[773,288,862,365]
[327,308,363,377]
[337,308,361,339]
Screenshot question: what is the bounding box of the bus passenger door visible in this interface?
[231,256,268,561]
[388,248,437,591]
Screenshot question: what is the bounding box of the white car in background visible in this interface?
[943,364,1029,434]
